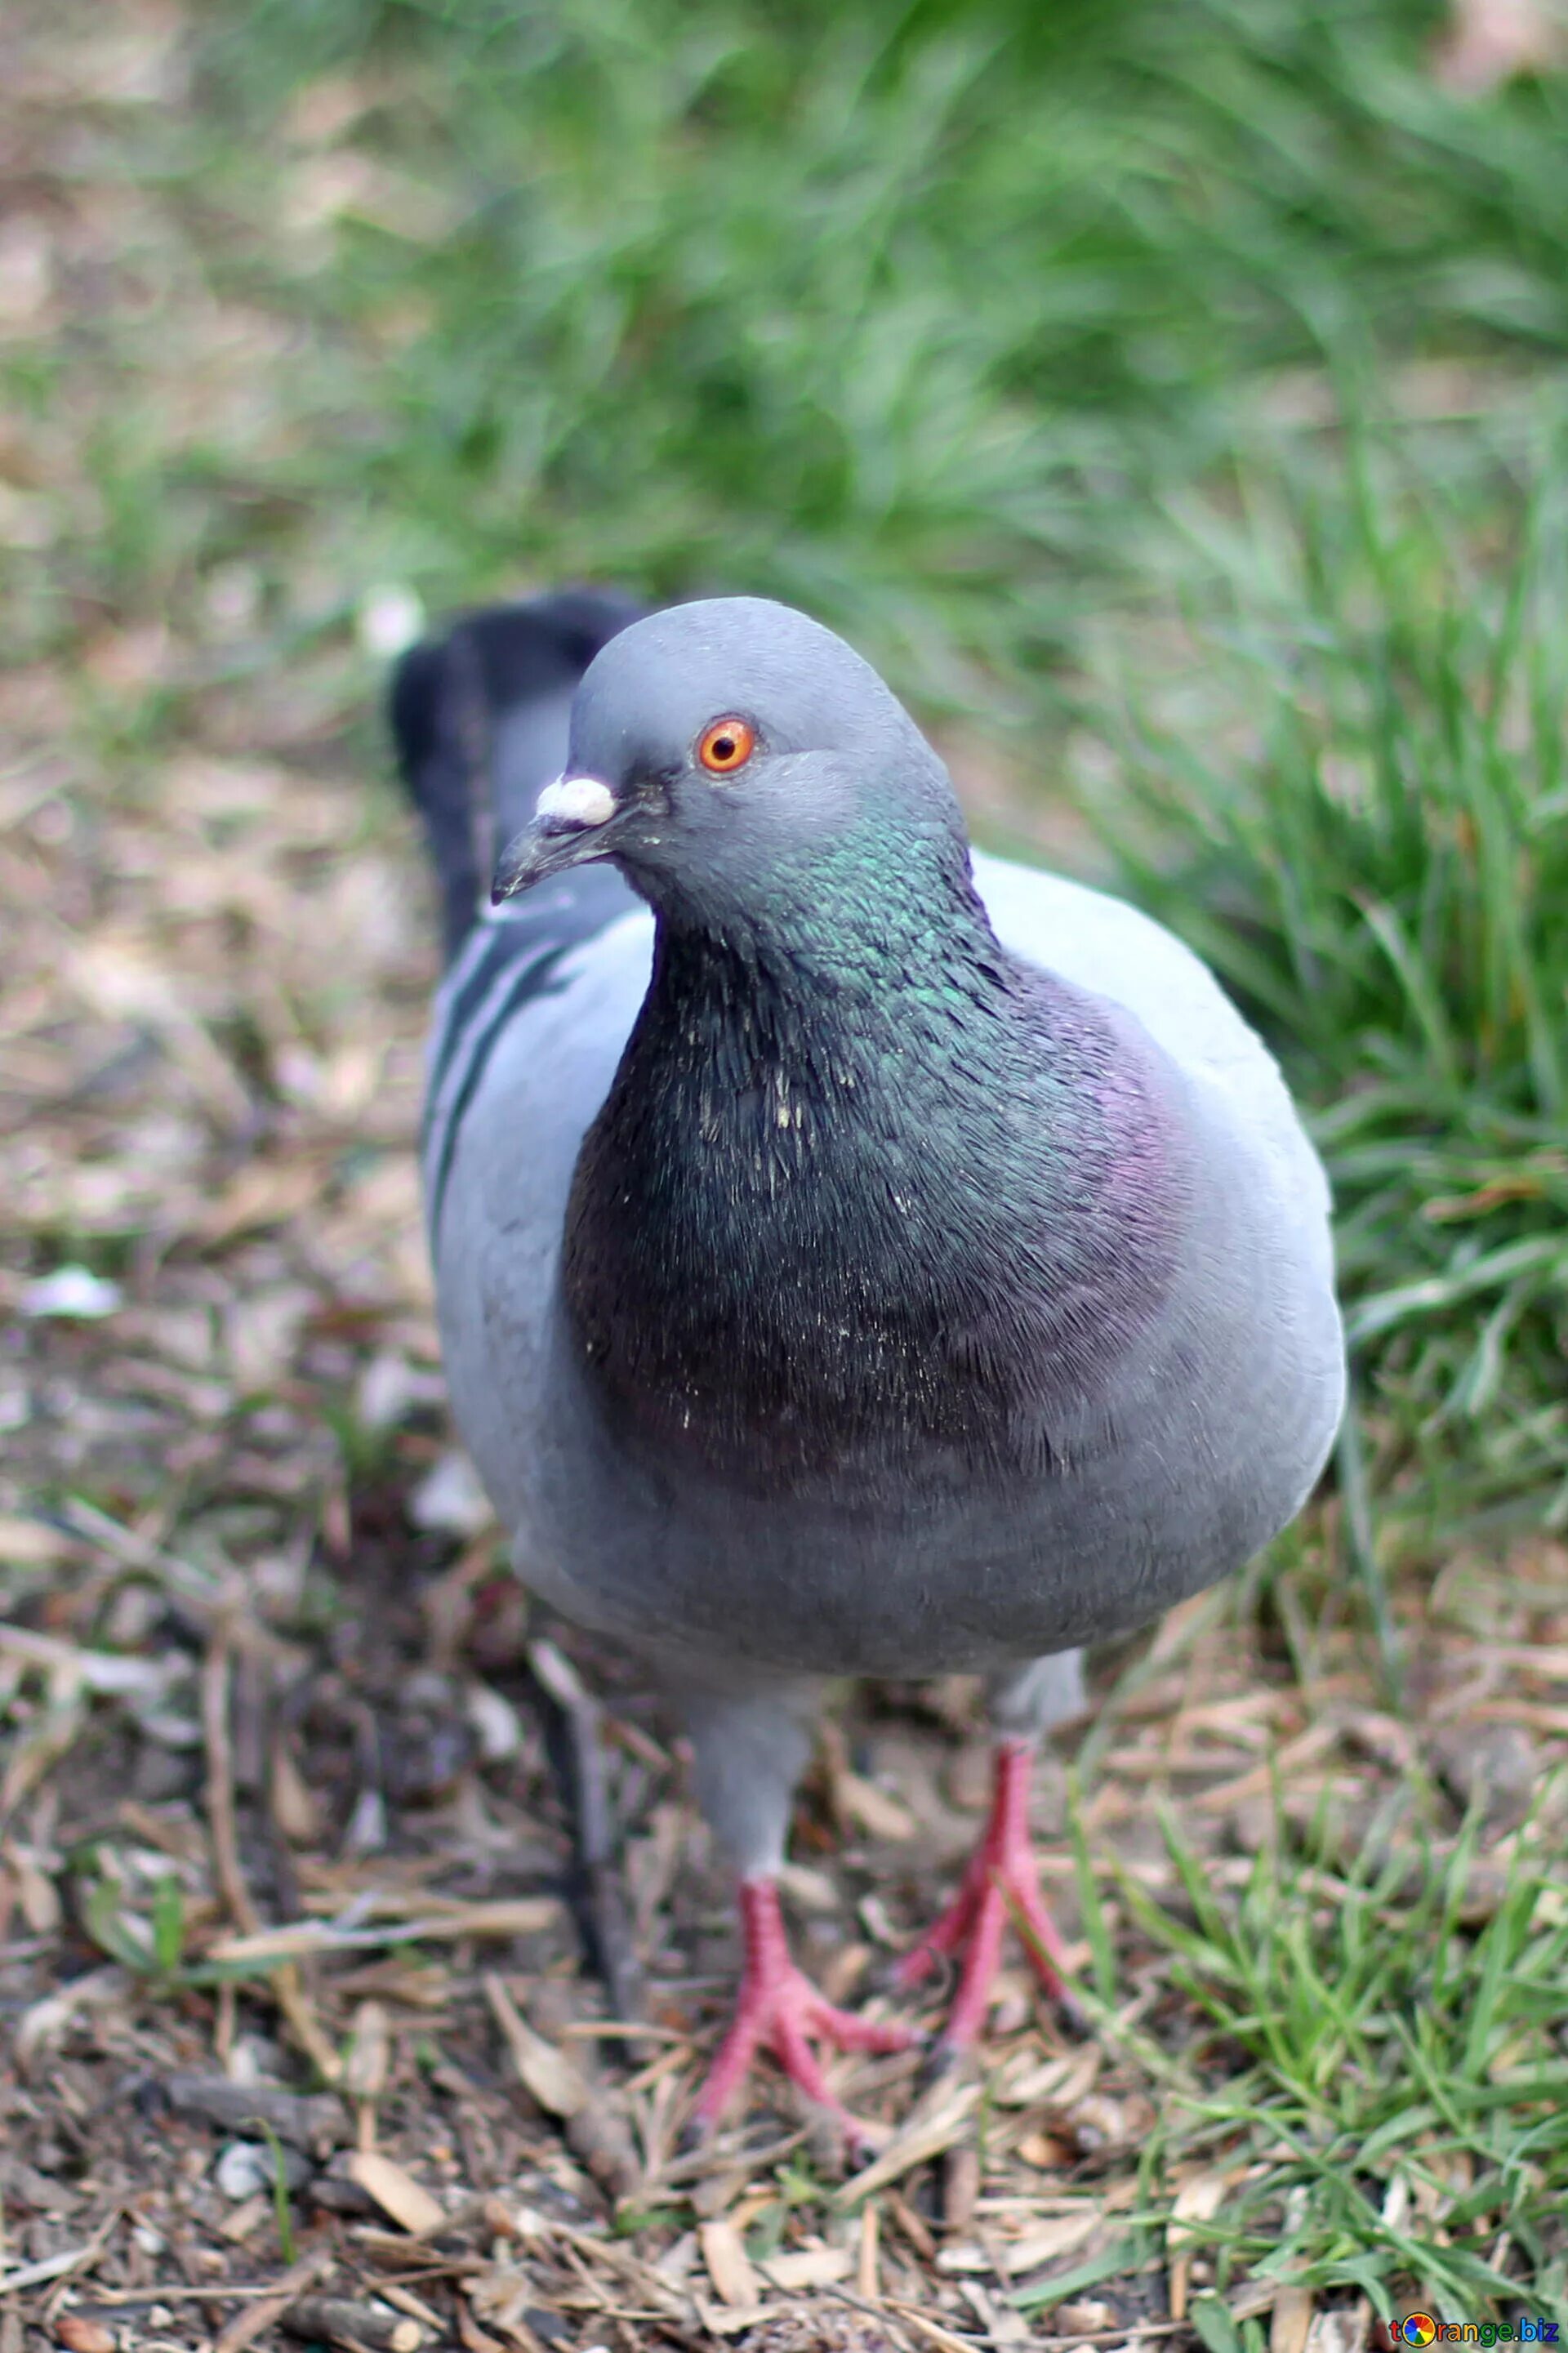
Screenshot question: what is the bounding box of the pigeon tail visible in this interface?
[388,587,644,962]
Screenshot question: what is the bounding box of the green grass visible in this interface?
[1085,1790,1568,2334]
[1095,443,1568,1552]
[22,0,1568,674]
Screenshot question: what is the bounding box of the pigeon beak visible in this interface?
[491,774,621,901]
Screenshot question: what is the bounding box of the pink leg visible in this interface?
[898,1738,1079,2048]
[693,1878,915,2141]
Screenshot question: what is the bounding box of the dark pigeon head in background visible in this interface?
[491,596,970,930]
[390,586,645,961]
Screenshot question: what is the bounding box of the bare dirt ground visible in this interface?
[3,8,1567,2351]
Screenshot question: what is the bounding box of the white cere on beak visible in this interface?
[535,774,617,831]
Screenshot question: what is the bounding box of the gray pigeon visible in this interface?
[391,590,1344,2137]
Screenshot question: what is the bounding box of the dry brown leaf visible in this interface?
[483,1974,587,2119]
[1192,1722,1341,1812]
[933,2241,990,2275]
[835,2081,980,2205]
[996,2043,1100,2110]
[1167,2164,1239,2320]
[758,2248,854,2291]
[225,1287,314,1393]
[216,2192,274,2244]
[888,2304,982,2353]
[698,2218,761,2311]
[198,1160,326,1244]
[1054,2301,1120,2334]
[53,2319,116,2353]
[998,2211,1100,2275]
[270,1739,323,1845]
[1272,2284,1316,2353]
[343,1999,391,2103]
[14,1966,127,2074]
[4,1843,61,1933]
[690,2307,769,2340]
[1304,2303,1371,2353]
[453,2302,507,2353]
[65,936,251,1125]
[835,1769,918,1843]
[345,2150,447,2239]
[0,1515,74,1566]
[856,2199,880,2300]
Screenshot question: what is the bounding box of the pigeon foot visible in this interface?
[692,1877,915,2144]
[898,1736,1083,2047]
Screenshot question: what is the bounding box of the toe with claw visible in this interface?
[898,1736,1083,2049]
[693,1878,916,2146]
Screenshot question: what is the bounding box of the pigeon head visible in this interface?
[491,596,966,923]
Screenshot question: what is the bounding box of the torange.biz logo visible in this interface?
[1381,2322,1559,2348]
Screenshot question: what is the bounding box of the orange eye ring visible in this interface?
[697,715,757,775]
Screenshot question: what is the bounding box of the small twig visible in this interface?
[201,1619,345,2079]
[275,1966,346,2088]
[857,2197,881,2302]
[207,1896,559,1963]
[485,1974,641,2199]
[835,2081,981,2206]
[59,1495,225,1593]
[880,2298,982,2351]
[518,2210,703,2336]
[559,2018,684,2042]
[201,1627,342,2083]
[212,2246,335,2353]
[162,2074,345,2155]
[56,1497,249,1640]
[0,1623,175,1694]
[820,2283,921,2351]
[215,1975,238,2067]
[0,2249,94,2300]
[58,2287,305,2308]
[1009,2332,1184,2350]
[332,2239,488,2284]
[369,2282,448,2334]
[281,2297,425,2351]
[648,2124,809,2190]
[36,2203,126,2324]
[203,1628,261,1937]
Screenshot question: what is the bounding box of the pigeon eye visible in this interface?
[697,715,757,775]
